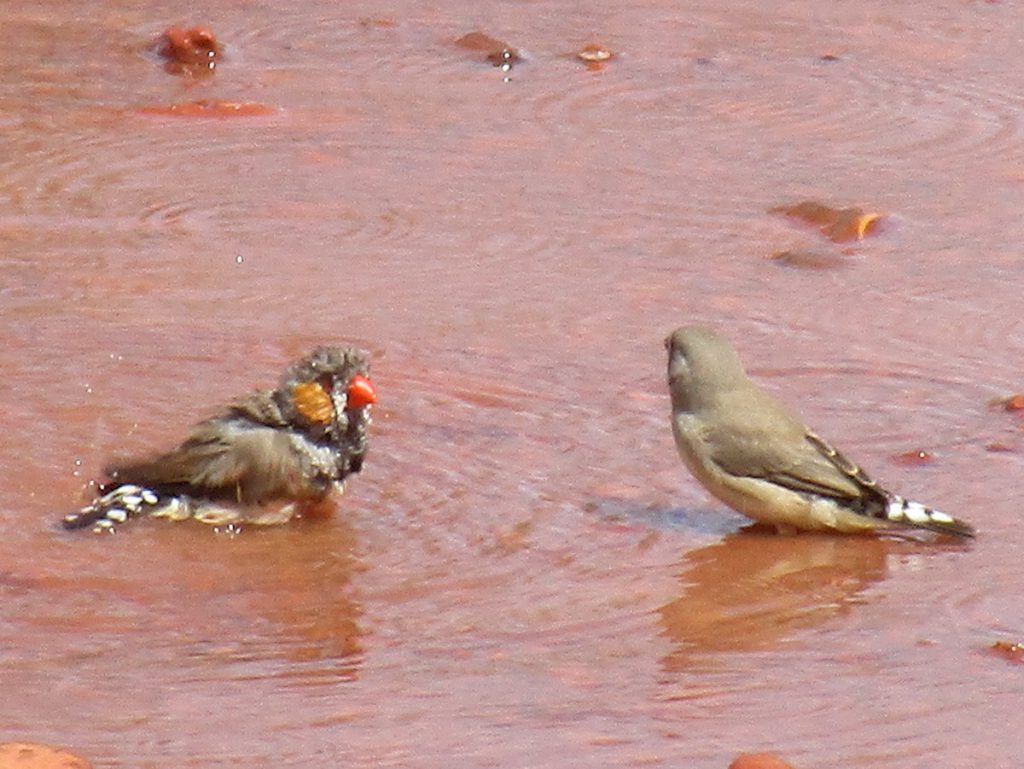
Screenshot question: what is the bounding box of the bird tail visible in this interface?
[62,484,190,532]
[882,494,975,538]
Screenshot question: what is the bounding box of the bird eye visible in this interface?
[667,340,690,367]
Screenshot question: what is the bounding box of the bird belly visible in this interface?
[701,469,884,534]
[673,423,883,534]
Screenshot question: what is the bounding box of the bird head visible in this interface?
[282,347,377,433]
[666,326,747,414]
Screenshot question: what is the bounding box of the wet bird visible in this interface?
[665,326,974,537]
[63,347,377,532]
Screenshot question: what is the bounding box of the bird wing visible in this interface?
[703,390,872,502]
[227,389,291,428]
[105,421,305,503]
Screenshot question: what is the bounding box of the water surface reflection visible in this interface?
[660,530,971,671]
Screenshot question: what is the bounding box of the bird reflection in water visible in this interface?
[658,528,968,672]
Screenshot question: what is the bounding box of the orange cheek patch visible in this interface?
[291,381,336,424]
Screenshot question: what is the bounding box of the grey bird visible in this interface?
[666,326,974,537]
[63,347,378,532]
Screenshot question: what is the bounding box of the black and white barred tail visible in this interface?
[882,494,975,538]
[62,484,190,533]
[62,484,319,531]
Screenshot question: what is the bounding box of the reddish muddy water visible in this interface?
[2,1,1023,767]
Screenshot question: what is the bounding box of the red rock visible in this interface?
[1003,394,1024,411]
[890,449,934,467]
[770,200,883,243]
[985,441,1016,453]
[0,743,92,769]
[576,44,615,70]
[990,640,1024,663]
[729,752,797,769]
[155,26,222,76]
[454,31,521,67]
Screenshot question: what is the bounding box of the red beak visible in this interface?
[346,374,378,408]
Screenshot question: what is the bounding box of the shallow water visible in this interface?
[2,1,1023,767]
